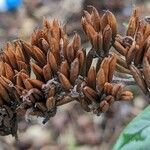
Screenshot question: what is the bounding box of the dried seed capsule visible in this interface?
[108,54,116,82]
[72,33,81,53]
[58,72,72,91]
[27,79,44,89]
[126,17,137,37]
[96,68,105,91]
[105,95,114,104]
[126,40,136,65]
[83,86,98,102]
[101,12,108,32]
[33,46,46,66]
[120,91,133,101]
[87,66,96,89]
[106,10,117,40]
[15,43,25,62]
[4,63,14,81]
[113,40,127,56]
[47,51,58,73]
[126,7,139,37]
[101,57,109,82]
[31,63,44,81]
[83,10,91,24]
[23,79,33,90]
[99,100,109,112]
[112,84,123,98]
[66,43,75,63]
[90,6,101,32]
[46,97,56,111]
[38,38,49,54]
[129,65,148,95]
[47,85,56,98]
[70,58,80,84]
[43,64,52,81]
[103,25,112,54]
[0,83,10,103]
[116,63,131,74]
[59,60,69,78]
[103,82,113,95]
[97,32,103,55]
[0,61,5,76]
[76,49,85,72]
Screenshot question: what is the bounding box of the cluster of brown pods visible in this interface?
[0,6,149,137]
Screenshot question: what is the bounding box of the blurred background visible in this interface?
[0,0,150,150]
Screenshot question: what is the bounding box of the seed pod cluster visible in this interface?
[81,6,117,57]
[81,54,133,115]
[113,7,150,96]
[0,6,134,137]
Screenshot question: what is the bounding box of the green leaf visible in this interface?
[113,105,150,150]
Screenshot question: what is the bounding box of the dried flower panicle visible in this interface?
[113,7,150,96]
[0,6,134,137]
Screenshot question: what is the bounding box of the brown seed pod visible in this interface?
[58,72,72,91]
[31,63,44,81]
[83,10,91,24]
[120,91,133,101]
[103,82,113,95]
[15,43,25,62]
[4,63,14,81]
[106,10,117,40]
[17,61,29,73]
[108,54,117,82]
[72,33,81,53]
[129,65,148,94]
[47,51,58,73]
[76,49,85,72]
[0,83,10,103]
[105,95,114,104]
[46,97,56,111]
[100,57,109,82]
[96,68,106,92]
[87,66,96,89]
[38,38,49,54]
[126,17,137,37]
[59,60,69,78]
[23,79,33,90]
[113,40,127,56]
[97,32,103,55]
[126,40,136,65]
[83,86,98,102]
[33,46,46,66]
[70,58,80,84]
[99,100,109,112]
[90,6,101,32]
[4,48,17,69]
[43,64,52,81]
[116,63,131,74]
[0,61,5,76]
[103,25,112,54]
[47,85,56,98]
[66,43,75,63]
[27,79,44,89]
[112,84,123,98]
